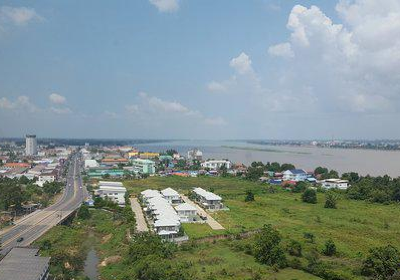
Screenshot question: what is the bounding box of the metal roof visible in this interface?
[0,247,50,280]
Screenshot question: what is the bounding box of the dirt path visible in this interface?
[130,197,149,232]
[180,194,225,230]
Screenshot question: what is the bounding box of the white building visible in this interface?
[95,181,127,205]
[201,160,231,170]
[25,134,38,156]
[143,193,181,239]
[187,149,203,161]
[84,159,99,169]
[140,189,163,203]
[174,203,197,222]
[36,170,57,187]
[321,179,349,190]
[161,187,181,204]
[192,187,223,210]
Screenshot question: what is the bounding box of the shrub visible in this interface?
[245,190,255,202]
[287,240,302,257]
[362,245,400,279]
[253,224,287,268]
[304,232,315,243]
[302,189,317,204]
[324,191,338,209]
[322,239,336,256]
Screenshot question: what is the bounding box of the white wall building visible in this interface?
[25,134,38,156]
[192,187,223,210]
[174,203,197,222]
[84,159,99,169]
[161,187,181,204]
[142,193,181,239]
[95,181,127,205]
[321,179,349,190]
[201,160,231,170]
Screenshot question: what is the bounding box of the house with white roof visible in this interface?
[141,190,182,240]
[282,169,309,182]
[140,189,163,203]
[95,181,126,205]
[321,179,349,190]
[192,187,223,210]
[161,187,181,204]
[174,203,197,222]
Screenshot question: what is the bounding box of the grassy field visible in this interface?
[175,240,322,280]
[124,176,400,279]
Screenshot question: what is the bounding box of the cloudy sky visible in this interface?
[1,0,400,139]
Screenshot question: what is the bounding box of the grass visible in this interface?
[124,176,400,279]
[176,240,322,280]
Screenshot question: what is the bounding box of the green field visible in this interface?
[124,176,400,279]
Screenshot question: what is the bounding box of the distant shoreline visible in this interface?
[221,145,311,155]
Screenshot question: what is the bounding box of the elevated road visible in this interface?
[0,154,87,255]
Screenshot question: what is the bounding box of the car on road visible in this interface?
[17,237,24,242]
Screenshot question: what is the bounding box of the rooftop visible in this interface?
[0,247,50,280]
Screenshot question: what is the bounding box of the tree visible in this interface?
[281,163,295,171]
[362,245,400,279]
[324,191,338,209]
[341,172,360,183]
[77,204,91,220]
[322,239,336,256]
[291,181,307,193]
[253,224,287,268]
[245,190,255,202]
[302,189,317,204]
[287,240,302,257]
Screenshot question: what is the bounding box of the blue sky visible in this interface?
[1,0,400,139]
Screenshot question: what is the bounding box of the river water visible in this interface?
[83,248,100,280]
[136,140,400,177]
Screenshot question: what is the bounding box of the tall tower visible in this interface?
[25,134,38,156]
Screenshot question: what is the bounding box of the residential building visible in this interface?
[0,247,50,280]
[161,187,181,204]
[26,134,38,156]
[142,193,181,239]
[131,158,156,174]
[282,169,309,182]
[139,152,159,159]
[95,181,127,205]
[321,179,349,190]
[192,187,223,210]
[175,203,197,222]
[201,160,231,170]
[36,170,58,187]
[101,157,129,166]
[84,159,99,169]
[187,148,203,161]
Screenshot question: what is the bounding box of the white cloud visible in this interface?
[49,93,66,104]
[0,95,38,112]
[207,81,227,92]
[125,104,139,114]
[0,6,42,26]
[266,1,400,114]
[268,43,294,58]
[230,52,253,74]
[50,107,72,114]
[149,0,179,13]
[125,92,227,127]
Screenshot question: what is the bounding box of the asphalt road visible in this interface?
[0,153,87,255]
